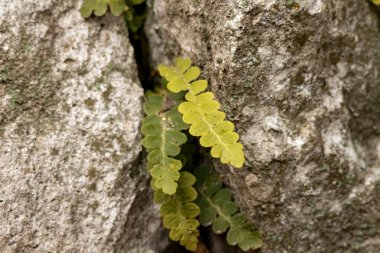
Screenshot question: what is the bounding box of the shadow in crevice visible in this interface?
[368,1,380,33]
[128,2,156,91]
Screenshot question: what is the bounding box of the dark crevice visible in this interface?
[130,33,154,90]
[368,1,380,32]
[126,4,254,253]
[128,2,155,91]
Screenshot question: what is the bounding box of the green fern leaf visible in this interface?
[141,93,188,195]
[155,172,200,251]
[80,0,131,18]
[80,0,108,18]
[108,0,128,16]
[127,0,145,5]
[371,0,380,5]
[194,167,262,251]
[158,58,245,168]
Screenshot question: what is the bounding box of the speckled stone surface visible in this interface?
[0,1,164,252]
[146,1,380,252]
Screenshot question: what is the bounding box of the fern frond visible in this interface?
[80,0,108,18]
[154,172,200,251]
[80,0,126,18]
[158,58,245,168]
[80,0,145,18]
[371,0,380,5]
[194,167,262,251]
[141,93,188,195]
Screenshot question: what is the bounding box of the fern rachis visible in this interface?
[79,3,260,250]
[158,58,245,168]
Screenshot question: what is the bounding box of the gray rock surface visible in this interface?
[146,0,380,252]
[0,1,164,252]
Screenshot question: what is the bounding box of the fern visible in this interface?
[158,58,245,168]
[124,0,146,34]
[80,0,146,34]
[194,167,263,251]
[80,4,261,249]
[371,0,380,5]
[154,172,200,251]
[141,93,188,195]
[142,92,200,250]
[80,0,127,17]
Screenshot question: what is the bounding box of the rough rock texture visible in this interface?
[0,1,164,252]
[146,1,380,252]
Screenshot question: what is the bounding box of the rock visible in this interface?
[145,0,380,252]
[0,1,164,252]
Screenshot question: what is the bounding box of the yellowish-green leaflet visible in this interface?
[141,93,188,195]
[80,0,146,19]
[371,0,380,5]
[158,58,245,168]
[80,0,128,18]
[80,0,146,37]
[142,92,200,251]
[154,172,200,251]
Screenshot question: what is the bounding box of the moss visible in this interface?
[290,70,305,87]
[102,84,114,102]
[22,41,31,54]
[90,139,103,152]
[87,182,97,191]
[116,135,128,153]
[90,201,99,210]
[84,98,96,109]
[8,89,24,106]
[292,32,311,50]
[50,148,59,156]
[0,30,63,137]
[111,152,122,162]
[53,172,62,182]
[0,65,9,82]
[285,0,300,10]
[87,167,97,179]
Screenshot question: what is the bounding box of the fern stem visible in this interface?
[194,100,232,155]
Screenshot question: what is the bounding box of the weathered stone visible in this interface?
[0,1,163,252]
[146,1,380,252]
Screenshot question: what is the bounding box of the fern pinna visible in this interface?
[154,172,200,251]
[141,59,261,251]
[80,0,145,33]
[81,0,143,17]
[141,92,188,195]
[194,167,262,251]
[158,58,245,168]
[141,92,201,250]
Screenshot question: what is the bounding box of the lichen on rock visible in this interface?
[0,1,164,252]
[145,0,380,252]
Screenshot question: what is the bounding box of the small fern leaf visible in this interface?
[128,0,145,5]
[80,0,108,18]
[155,172,201,251]
[80,0,134,18]
[143,94,163,115]
[175,57,192,72]
[108,0,128,16]
[194,167,263,251]
[150,158,181,195]
[141,93,188,195]
[158,58,245,168]
[371,0,380,5]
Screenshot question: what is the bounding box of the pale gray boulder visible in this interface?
[0,1,164,252]
[146,1,380,252]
